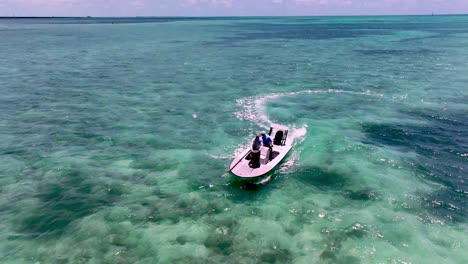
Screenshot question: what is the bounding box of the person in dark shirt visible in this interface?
[250,133,262,168]
[261,131,273,160]
[252,133,262,150]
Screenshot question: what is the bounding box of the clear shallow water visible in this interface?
[0,16,467,263]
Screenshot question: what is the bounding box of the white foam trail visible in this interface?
[234,89,383,129]
[209,154,231,160]
[258,175,272,184]
[232,89,384,172]
[275,125,308,173]
[278,150,300,174]
[289,126,307,144]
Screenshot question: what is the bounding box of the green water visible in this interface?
[0,16,467,263]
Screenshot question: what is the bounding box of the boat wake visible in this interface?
[278,126,307,174]
[231,89,384,173]
[234,89,383,129]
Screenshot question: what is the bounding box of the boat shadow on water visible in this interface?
[229,171,275,190]
[223,173,278,204]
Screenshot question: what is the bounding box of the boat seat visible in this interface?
[260,147,269,157]
[260,147,270,164]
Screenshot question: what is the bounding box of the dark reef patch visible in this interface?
[174,235,188,245]
[204,232,235,255]
[260,248,293,263]
[17,168,121,237]
[130,191,230,226]
[230,22,391,40]
[296,165,350,190]
[361,108,467,223]
[319,223,369,262]
[355,48,435,57]
[172,256,217,264]
[202,217,242,256]
[344,188,378,201]
[206,18,468,47]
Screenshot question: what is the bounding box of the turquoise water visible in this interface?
[0,16,467,263]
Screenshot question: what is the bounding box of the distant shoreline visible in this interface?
[1,14,467,19]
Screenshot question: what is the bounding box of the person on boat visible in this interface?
[252,133,262,151]
[249,133,262,168]
[261,131,273,160]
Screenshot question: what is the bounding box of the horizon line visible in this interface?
[1,13,468,19]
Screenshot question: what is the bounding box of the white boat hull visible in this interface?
[229,144,292,178]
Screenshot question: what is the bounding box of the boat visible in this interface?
[229,124,292,179]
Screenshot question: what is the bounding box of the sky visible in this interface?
[0,0,467,17]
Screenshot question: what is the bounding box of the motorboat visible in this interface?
[229,124,292,179]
